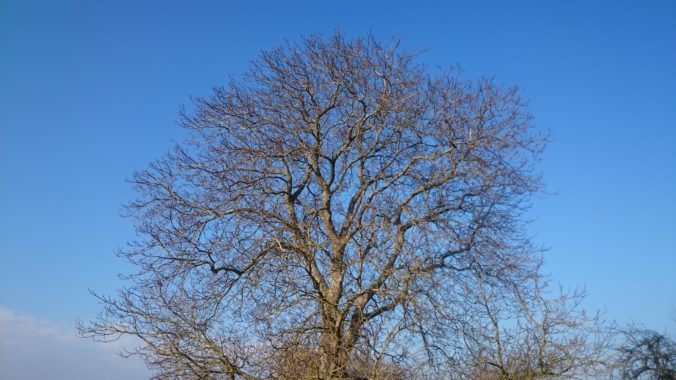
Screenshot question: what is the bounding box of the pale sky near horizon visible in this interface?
[1,1,675,378]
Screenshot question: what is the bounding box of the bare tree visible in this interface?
[615,327,676,380]
[457,264,611,379]
[79,33,548,379]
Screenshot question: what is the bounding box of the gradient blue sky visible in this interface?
[1,0,675,377]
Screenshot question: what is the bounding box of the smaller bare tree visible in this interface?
[457,264,610,379]
[615,326,676,380]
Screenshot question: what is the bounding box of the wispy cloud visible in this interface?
[0,307,150,380]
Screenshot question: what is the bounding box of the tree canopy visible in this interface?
[80,33,560,379]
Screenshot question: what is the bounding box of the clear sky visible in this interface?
[1,0,674,378]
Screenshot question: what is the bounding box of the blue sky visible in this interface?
[1,0,674,377]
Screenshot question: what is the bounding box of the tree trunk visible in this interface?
[319,301,350,379]
[319,331,350,379]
